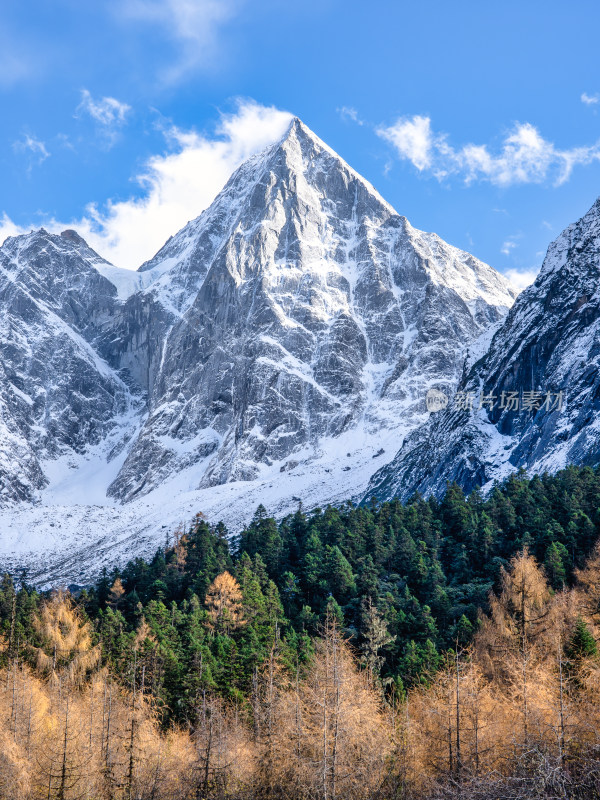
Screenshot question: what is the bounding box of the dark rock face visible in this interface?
[366,198,600,503]
[0,119,516,522]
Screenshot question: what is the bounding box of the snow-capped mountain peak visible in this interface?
[0,118,517,584]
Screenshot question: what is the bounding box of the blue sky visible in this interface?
[2,0,600,285]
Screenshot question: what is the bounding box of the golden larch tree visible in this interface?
[205,572,244,634]
[32,591,101,685]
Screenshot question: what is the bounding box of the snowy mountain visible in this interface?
[0,118,517,584]
[366,197,600,503]
[0,229,136,505]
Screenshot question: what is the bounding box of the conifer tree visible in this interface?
[32,592,100,685]
[205,572,244,635]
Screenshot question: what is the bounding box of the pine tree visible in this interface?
[565,615,597,662]
[544,541,568,588]
[325,546,355,602]
[238,506,283,578]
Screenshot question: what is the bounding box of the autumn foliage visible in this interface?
[205,571,244,633]
[0,589,390,799]
[2,464,600,798]
[405,550,600,798]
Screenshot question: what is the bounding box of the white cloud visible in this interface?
[0,214,27,247]
[1,100,292,269]
[501,240,518,256]
[581,92,599,105]
[13,134,50,173]
[504,267,539,290]
[116,0,239,83]
[461,124,555,185]
[501,232,523,257]
[77,90,131,127]
[377,115,434,171]
[337,106,364,126]
[378,116,600,186]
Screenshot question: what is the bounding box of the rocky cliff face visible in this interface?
[366,197,600,502]
[106,119,516,502]
[0,118,517,583]
[0,229,133,504]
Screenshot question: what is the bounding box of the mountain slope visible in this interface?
[0,118,517,583]
[107,118,516,502]
[366,197,600,502]
[0,229,137,504]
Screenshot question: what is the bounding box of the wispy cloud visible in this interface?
[115,0,240,83]
[77,90,131,127]
[378,115,600,186]
[501,239,518,256]
[337,106,364,126]
[13,134,50,174]
[377,115,433,171]
[1,100,292,268]
[0,214,27,247]
[581,92,599,106]
[504,267,539,290]
[75,90,131,147]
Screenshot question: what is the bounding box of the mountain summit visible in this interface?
[108,116,517,503]
[0,118,516,583]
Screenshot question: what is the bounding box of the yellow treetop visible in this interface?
[205,571,244,633]
[33,591,100,683]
